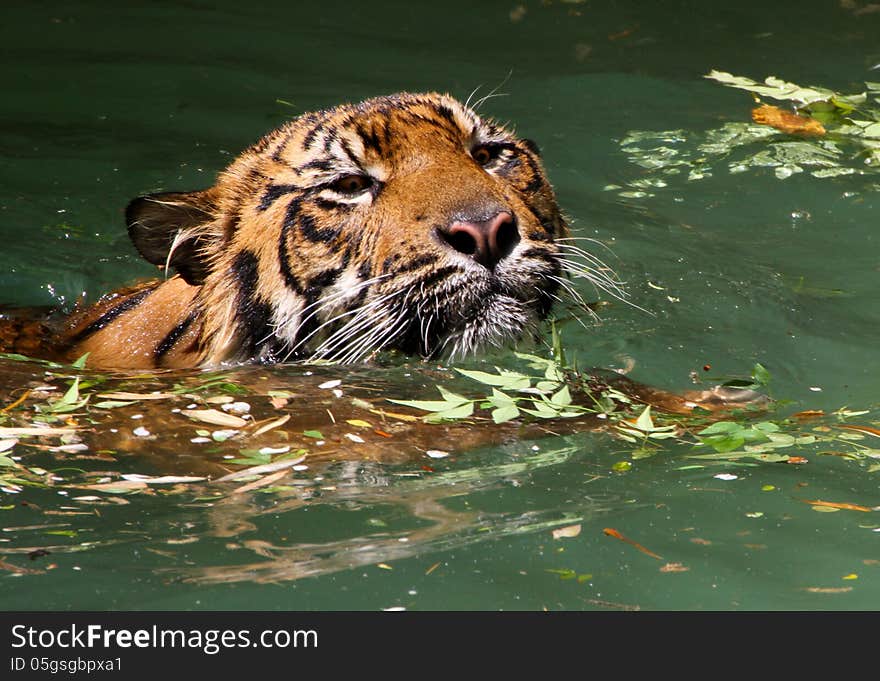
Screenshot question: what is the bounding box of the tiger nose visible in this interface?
[439,211,520,270]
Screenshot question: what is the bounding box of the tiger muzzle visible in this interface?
[437,210,520,271]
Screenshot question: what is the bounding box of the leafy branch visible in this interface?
[389,352,587,424]
[705,70,880,164]
[609,71,880,198]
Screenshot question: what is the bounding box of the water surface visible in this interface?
[1,0,879,611]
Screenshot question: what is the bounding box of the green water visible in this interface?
[1,0,879,610]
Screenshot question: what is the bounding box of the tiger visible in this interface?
[30,91,617,370]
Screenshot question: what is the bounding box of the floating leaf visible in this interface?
[752,363,772,387]
[96,392,177,400]
[802,499,873,512]
[659,562,690,573]
[705,71,838,106]
[492,404,520,424]
[60,378,80,405]
[634,404,655,431]
[80,480,148,493]
[0,426,77,437]
[520,400,561,419]
[120,474,206,485]
[183,409,248,428]
[546,568,577,580]
[213,453,307,482]
[258,445,290,456]
[424,401,474,423]
[688,451,790,463]
[250,414,290,437]
[455,368,531,390]
[70,353,90,369]
[230,469,290,495]
[388,398,467,413]
[552,524,582,539]
[837,424,880,438]
[93,400,137,409]
[367,407,419,423]
[752,104,826,136]
[550,385,572,408]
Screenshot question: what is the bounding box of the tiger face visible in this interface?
[59,92,611,369]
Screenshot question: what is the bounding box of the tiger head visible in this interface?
[61,92,615,369]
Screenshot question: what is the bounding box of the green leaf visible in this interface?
[701,435,747,453]
[0,353,35,362]
[550,385,572,408]
[634,405,655,431]
[93,400,136,409]
[687,451,790,463]
[522,400,562,418]
[492,404,520,424]
[647,430,679,440]
[71,353,90,369]
[455,368,531,390]
[705,71,836,106]
[228,450,272,466]
[513,352,564,381]
[387,398,456,412]
[697,421,742,436]
[302,430,323,439]
[424,401,474,423]
[45,529,78,537]
[436,386,471,405]
[60,377,81,405]
[752,363,771,387]
[546,568,577,580]
[487,388,516,408]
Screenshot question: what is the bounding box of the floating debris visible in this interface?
[552,524,582,539]
[183,409,248,428]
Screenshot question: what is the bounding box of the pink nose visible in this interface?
[440,211,519,270]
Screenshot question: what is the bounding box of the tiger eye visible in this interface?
[472,145,494,166]
[334,174,372,193]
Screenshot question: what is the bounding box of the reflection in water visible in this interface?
[173,443,624,585]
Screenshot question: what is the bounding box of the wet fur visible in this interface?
[49,92,618,369]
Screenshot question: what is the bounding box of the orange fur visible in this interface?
[52,93,579,369]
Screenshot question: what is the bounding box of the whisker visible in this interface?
[332,290,413,363]
[464,84,482,111]
[259,273,392,358]
[339,305,411,364]
[310,287,410,360]
[471,70,514,112]
[548,275,601,322]
[281,276,394,355]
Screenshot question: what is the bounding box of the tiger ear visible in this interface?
[126,191,215,285]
